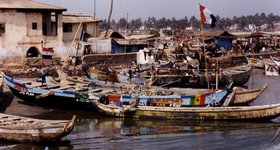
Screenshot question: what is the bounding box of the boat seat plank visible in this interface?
[87,88,103,93]
[57,85,76,90]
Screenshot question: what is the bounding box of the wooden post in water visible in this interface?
[265,74,271,105]
[251,65,254,87]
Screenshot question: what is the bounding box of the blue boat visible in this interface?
[99,82,232,107]
[5,76,95,110]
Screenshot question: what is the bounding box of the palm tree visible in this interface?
[105,0,114,37]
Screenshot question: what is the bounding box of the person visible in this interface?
[151,63,157,76]
[128,67,133,82]
[175,64,180,76]
[103,66,110,84]
[39,63,46,85]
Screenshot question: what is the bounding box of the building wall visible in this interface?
[63,22,100,42]
[0,10,28,63]
[0,10,65,64]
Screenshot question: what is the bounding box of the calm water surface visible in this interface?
[0,69,280,150]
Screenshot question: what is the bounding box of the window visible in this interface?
[63,23,72,32]
[32,23,37,30]
[0,23,5,34]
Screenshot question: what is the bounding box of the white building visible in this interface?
[0,0,67,64]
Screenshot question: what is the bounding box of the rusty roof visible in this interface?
[62,13,102,23]
[0,0,66,11]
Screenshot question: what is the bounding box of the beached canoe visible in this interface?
[0,113,76,143]
[94,101,280,121]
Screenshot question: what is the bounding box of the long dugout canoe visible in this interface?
[0,113,76,143]
[94,102,280,121]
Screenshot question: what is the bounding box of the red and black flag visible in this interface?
[199,4,217,28]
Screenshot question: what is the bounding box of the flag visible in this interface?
[42,47,54,59]
[199,4,217,28]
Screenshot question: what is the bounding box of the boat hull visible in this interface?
[0,113,75,143]
[95,102,280,121]
[8,86,94,110]
[181,65,252,88]
[232,85,267,105]
[5,76,94,110]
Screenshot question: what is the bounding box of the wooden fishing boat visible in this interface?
[180,64,252,88]
[94,101,280,121]
[0,113,76,143]
[4,75,96,109]
[86,67,147,85]
[232,84,267,105]
[99,82,232,108]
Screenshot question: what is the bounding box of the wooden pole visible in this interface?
[216,59,218,89]
[200,16,210,90]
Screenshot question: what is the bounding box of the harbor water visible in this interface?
[0,69,280,150]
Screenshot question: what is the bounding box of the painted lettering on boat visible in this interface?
[19,91,35,96]
[152,98,183,107]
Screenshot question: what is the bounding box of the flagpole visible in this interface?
[199,4,210,90]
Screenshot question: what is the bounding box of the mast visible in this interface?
[94,0,96,19]
[199,4,210,90]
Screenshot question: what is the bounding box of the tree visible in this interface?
[189,16,199,28]
[105,0,114,38]
[130,18,142,31]
[117,18,127,30]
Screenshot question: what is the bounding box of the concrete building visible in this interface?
[0,0,67,64]
[62,13,102,42]
[62,13,102,56]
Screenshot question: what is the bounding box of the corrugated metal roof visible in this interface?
[98,30,125,39]
[0,0,66,11]
[62,13,102,23]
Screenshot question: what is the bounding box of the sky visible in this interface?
[37,0,280,21]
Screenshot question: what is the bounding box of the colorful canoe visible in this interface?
[5,75,95,109]
[86,67,147,84]
[99,83,232,107]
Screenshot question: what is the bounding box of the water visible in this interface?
[0,69,280,150]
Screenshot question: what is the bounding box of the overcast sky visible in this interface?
[37,0,280,21]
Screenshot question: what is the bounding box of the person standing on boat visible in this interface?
[127,66,133,82]
[103,66,110,84]
[39,62,46,85]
